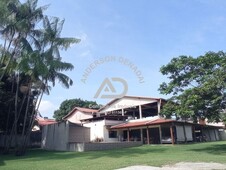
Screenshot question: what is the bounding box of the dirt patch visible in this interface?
[116,162,226,170]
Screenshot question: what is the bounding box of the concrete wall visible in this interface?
[41,121,69,151]
[0,135,30,147]
[0,132,41,147]
[42,121,91,151]
[67,110,93,124]
[69,125,90,142]
[68,141,143,152]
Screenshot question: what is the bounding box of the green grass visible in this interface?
[1,141,226,170]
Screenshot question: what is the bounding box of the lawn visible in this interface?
[1,141,226,170]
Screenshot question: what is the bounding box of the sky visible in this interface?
[37,0,226,118]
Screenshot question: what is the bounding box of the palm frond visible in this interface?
[55,72,73,88]
[55,37,81,50]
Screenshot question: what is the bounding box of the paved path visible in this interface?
[116,162,226,170]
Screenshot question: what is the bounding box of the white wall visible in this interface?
[83,120,124,142]
[103,120,124,142]
[67,110,93,124]
[83,120,105,141]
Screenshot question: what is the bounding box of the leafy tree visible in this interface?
[159,51,226,123]
[0,0,80,155]
[53,98,101,121]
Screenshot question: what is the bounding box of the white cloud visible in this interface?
[38,100,58,119]
[81,50,91,57]
[71,32,95,59]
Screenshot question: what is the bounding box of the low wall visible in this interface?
[0,135,31,147]
[68,141,143,152]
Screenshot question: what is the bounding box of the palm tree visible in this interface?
[15,15,80,156]
[0,0,46,81]
[1,0,46,154]
[1,0,80,156]
[20,21,80,155]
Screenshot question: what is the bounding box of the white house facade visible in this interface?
[41,96,225,151]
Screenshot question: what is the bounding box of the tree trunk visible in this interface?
[14,73,20,155]
[3,78,15,154]
[18,88,44,155]
[17,84,31,156]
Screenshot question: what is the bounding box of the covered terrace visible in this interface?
[111,118,222,144]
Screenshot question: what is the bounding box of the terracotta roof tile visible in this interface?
[63,107,98,120]
[37,119,57,126]
[111,118,175,129]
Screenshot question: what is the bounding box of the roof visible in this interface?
[111,118,175,129]
[111,118,224,129]
[206,122,225,128]
[37,118,57,126]
[63,107,98,120]
[98,95,166,112]
[81,115,128,122]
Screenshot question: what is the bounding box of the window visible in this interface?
[109,131,117,138]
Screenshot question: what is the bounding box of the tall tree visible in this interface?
[0,0,80,155]
[53,98,101,121]
[159,51,226,123]
[40,16,79,88]
[0,0,46,155]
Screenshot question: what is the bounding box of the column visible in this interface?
[146,126,150,144]
[140,129,143,143]
[183,124,187,143]
[122,108,124,116]
[170,126,175,145]
[127,129,130,142]
[192,126,196,142]
[157,99,161,115]
[139,105,142,119]
[159,126,162,144]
